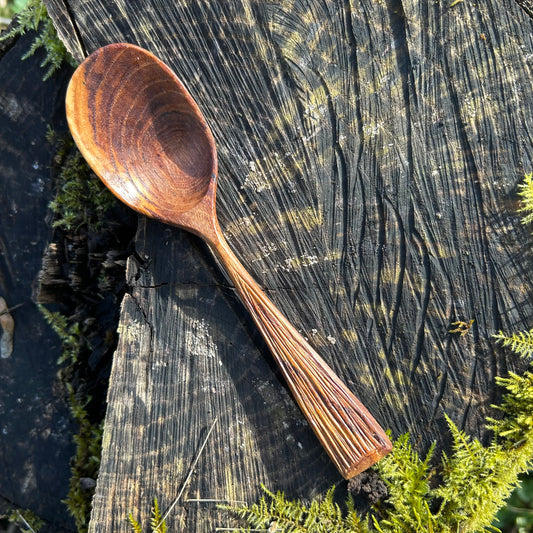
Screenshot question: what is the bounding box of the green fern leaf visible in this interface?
[128,512,143,533]
[493,329,533,359]
[518,173,533,225]
[374,433,436,532]
[150,498,167,533]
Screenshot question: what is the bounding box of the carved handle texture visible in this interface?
[213,235,392,478]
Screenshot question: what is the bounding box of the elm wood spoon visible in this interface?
[65,43,392,478]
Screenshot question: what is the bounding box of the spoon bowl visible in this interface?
[67,43,217,226]
[66,43,392,478]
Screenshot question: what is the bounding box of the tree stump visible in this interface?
[44,0,533,530]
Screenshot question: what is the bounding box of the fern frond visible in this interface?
[493,329,533,359]
[518,173,533,225]
[150,498,167,533]
[374,433,436,532]
[433,415,525,532]
[128,512,143,533]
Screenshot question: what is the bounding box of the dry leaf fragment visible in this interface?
[0,296,15,358]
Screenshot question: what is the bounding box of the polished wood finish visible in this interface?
[66,43,391,479]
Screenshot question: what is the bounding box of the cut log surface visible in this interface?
[44,0,533,530]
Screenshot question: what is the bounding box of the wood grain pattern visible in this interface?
[44,0,533,530]
[65,44,217,224]
[66,43,392,479]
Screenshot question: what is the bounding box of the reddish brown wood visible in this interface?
[212,234,392,477]
[65,42,392,478]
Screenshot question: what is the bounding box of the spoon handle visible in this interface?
[212,234,392,478]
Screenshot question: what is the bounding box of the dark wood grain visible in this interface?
[44,0,533,530]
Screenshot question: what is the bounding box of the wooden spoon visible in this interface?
[65,43,392,478]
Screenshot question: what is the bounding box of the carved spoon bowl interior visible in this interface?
[66,42,392,479]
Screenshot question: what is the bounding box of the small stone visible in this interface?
[79,477,97,491]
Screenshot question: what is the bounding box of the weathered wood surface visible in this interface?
[45,0,533,530]
[0,29,77,531]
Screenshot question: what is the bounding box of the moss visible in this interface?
[518,172,533,227]
[493,329,533,361]
[430,418,530,532]
[63,383,103,533]
[0,0,77,79]
[488,370,533,448]
[4,508,45,532]
[38,305,83,364]
[39,307,101,532]
[129,498,168,533]
[371,435,436,532]
[222,485,365,533]
[46,128,116,232]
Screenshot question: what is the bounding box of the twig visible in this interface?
[185,498,248,505]
[155,416,218,528]
[16,511,36,533]
[0,302,24,317]
[215,529,270,532]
